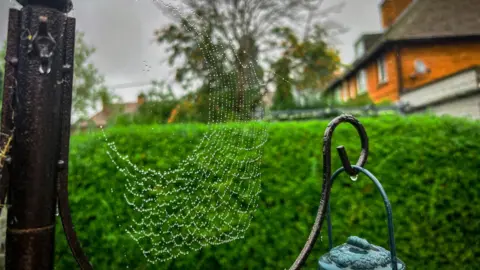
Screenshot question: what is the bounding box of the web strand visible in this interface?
[101,1,269,264]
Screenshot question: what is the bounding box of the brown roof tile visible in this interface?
[80,102,141,127]
[123,103,139,113]
[90,111,109,127]
[387,0,480,40]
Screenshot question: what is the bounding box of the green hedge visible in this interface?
[56,115,480,269]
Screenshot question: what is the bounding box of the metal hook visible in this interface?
[289,114,369,270]
[337,145,360,177]
[326,165,399,270]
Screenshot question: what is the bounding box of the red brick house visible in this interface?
[325,0,480,119]
[77,94,145,130]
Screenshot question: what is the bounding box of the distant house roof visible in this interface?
[325,0,480,92]
[80,102,141,128]
[262,91,275,108]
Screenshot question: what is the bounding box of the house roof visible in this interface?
[325,0,480,92]
[122,102,140,113]
[387,0,480,40]
[262,91,275,107]
[354,33,383,51]
[79,102,140,128]
[364,33,383,49]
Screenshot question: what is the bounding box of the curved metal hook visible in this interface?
[289,114,369,270]
[326,166,398,270]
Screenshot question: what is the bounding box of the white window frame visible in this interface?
[377,55,388,83]
[356,69,368,95]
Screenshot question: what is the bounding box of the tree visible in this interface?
[271,57,295,110]
[154,0,347,118]
[72,31,115,118]
[269,24,342,109]
[270,25,342,91]
[0,41,6,104]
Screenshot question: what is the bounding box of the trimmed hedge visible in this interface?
[56,115,480,269]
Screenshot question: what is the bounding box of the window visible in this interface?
[349,80,356,99]
[342,82,349,101]
[377,55,388,83]
[356,69,368,95]
[334,87,342,102]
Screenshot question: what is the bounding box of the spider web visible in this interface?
[101,1,269,263]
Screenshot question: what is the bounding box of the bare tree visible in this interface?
[153,0,347,114]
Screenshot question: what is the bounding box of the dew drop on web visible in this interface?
[97,0,273,265]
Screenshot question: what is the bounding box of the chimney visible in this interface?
[137,93,146,105]
[380,0,413,29]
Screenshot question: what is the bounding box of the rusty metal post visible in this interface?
[0,1,92,269]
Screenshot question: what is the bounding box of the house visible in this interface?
[262,91,275,108]
[324,0,480,119]
[77,94,145,130]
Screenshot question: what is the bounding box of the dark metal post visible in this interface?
[0,1,92,269]
[6,3,68,269]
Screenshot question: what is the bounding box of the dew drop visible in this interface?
[350,174,358,181]
[96,1,270,263]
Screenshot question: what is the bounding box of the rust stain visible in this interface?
[7,224,55,234]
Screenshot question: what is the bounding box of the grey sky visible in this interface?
[0,0,382,102]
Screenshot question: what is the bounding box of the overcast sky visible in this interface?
[1,0,383,102]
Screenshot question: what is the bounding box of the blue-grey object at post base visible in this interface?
[318,236,406,270]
